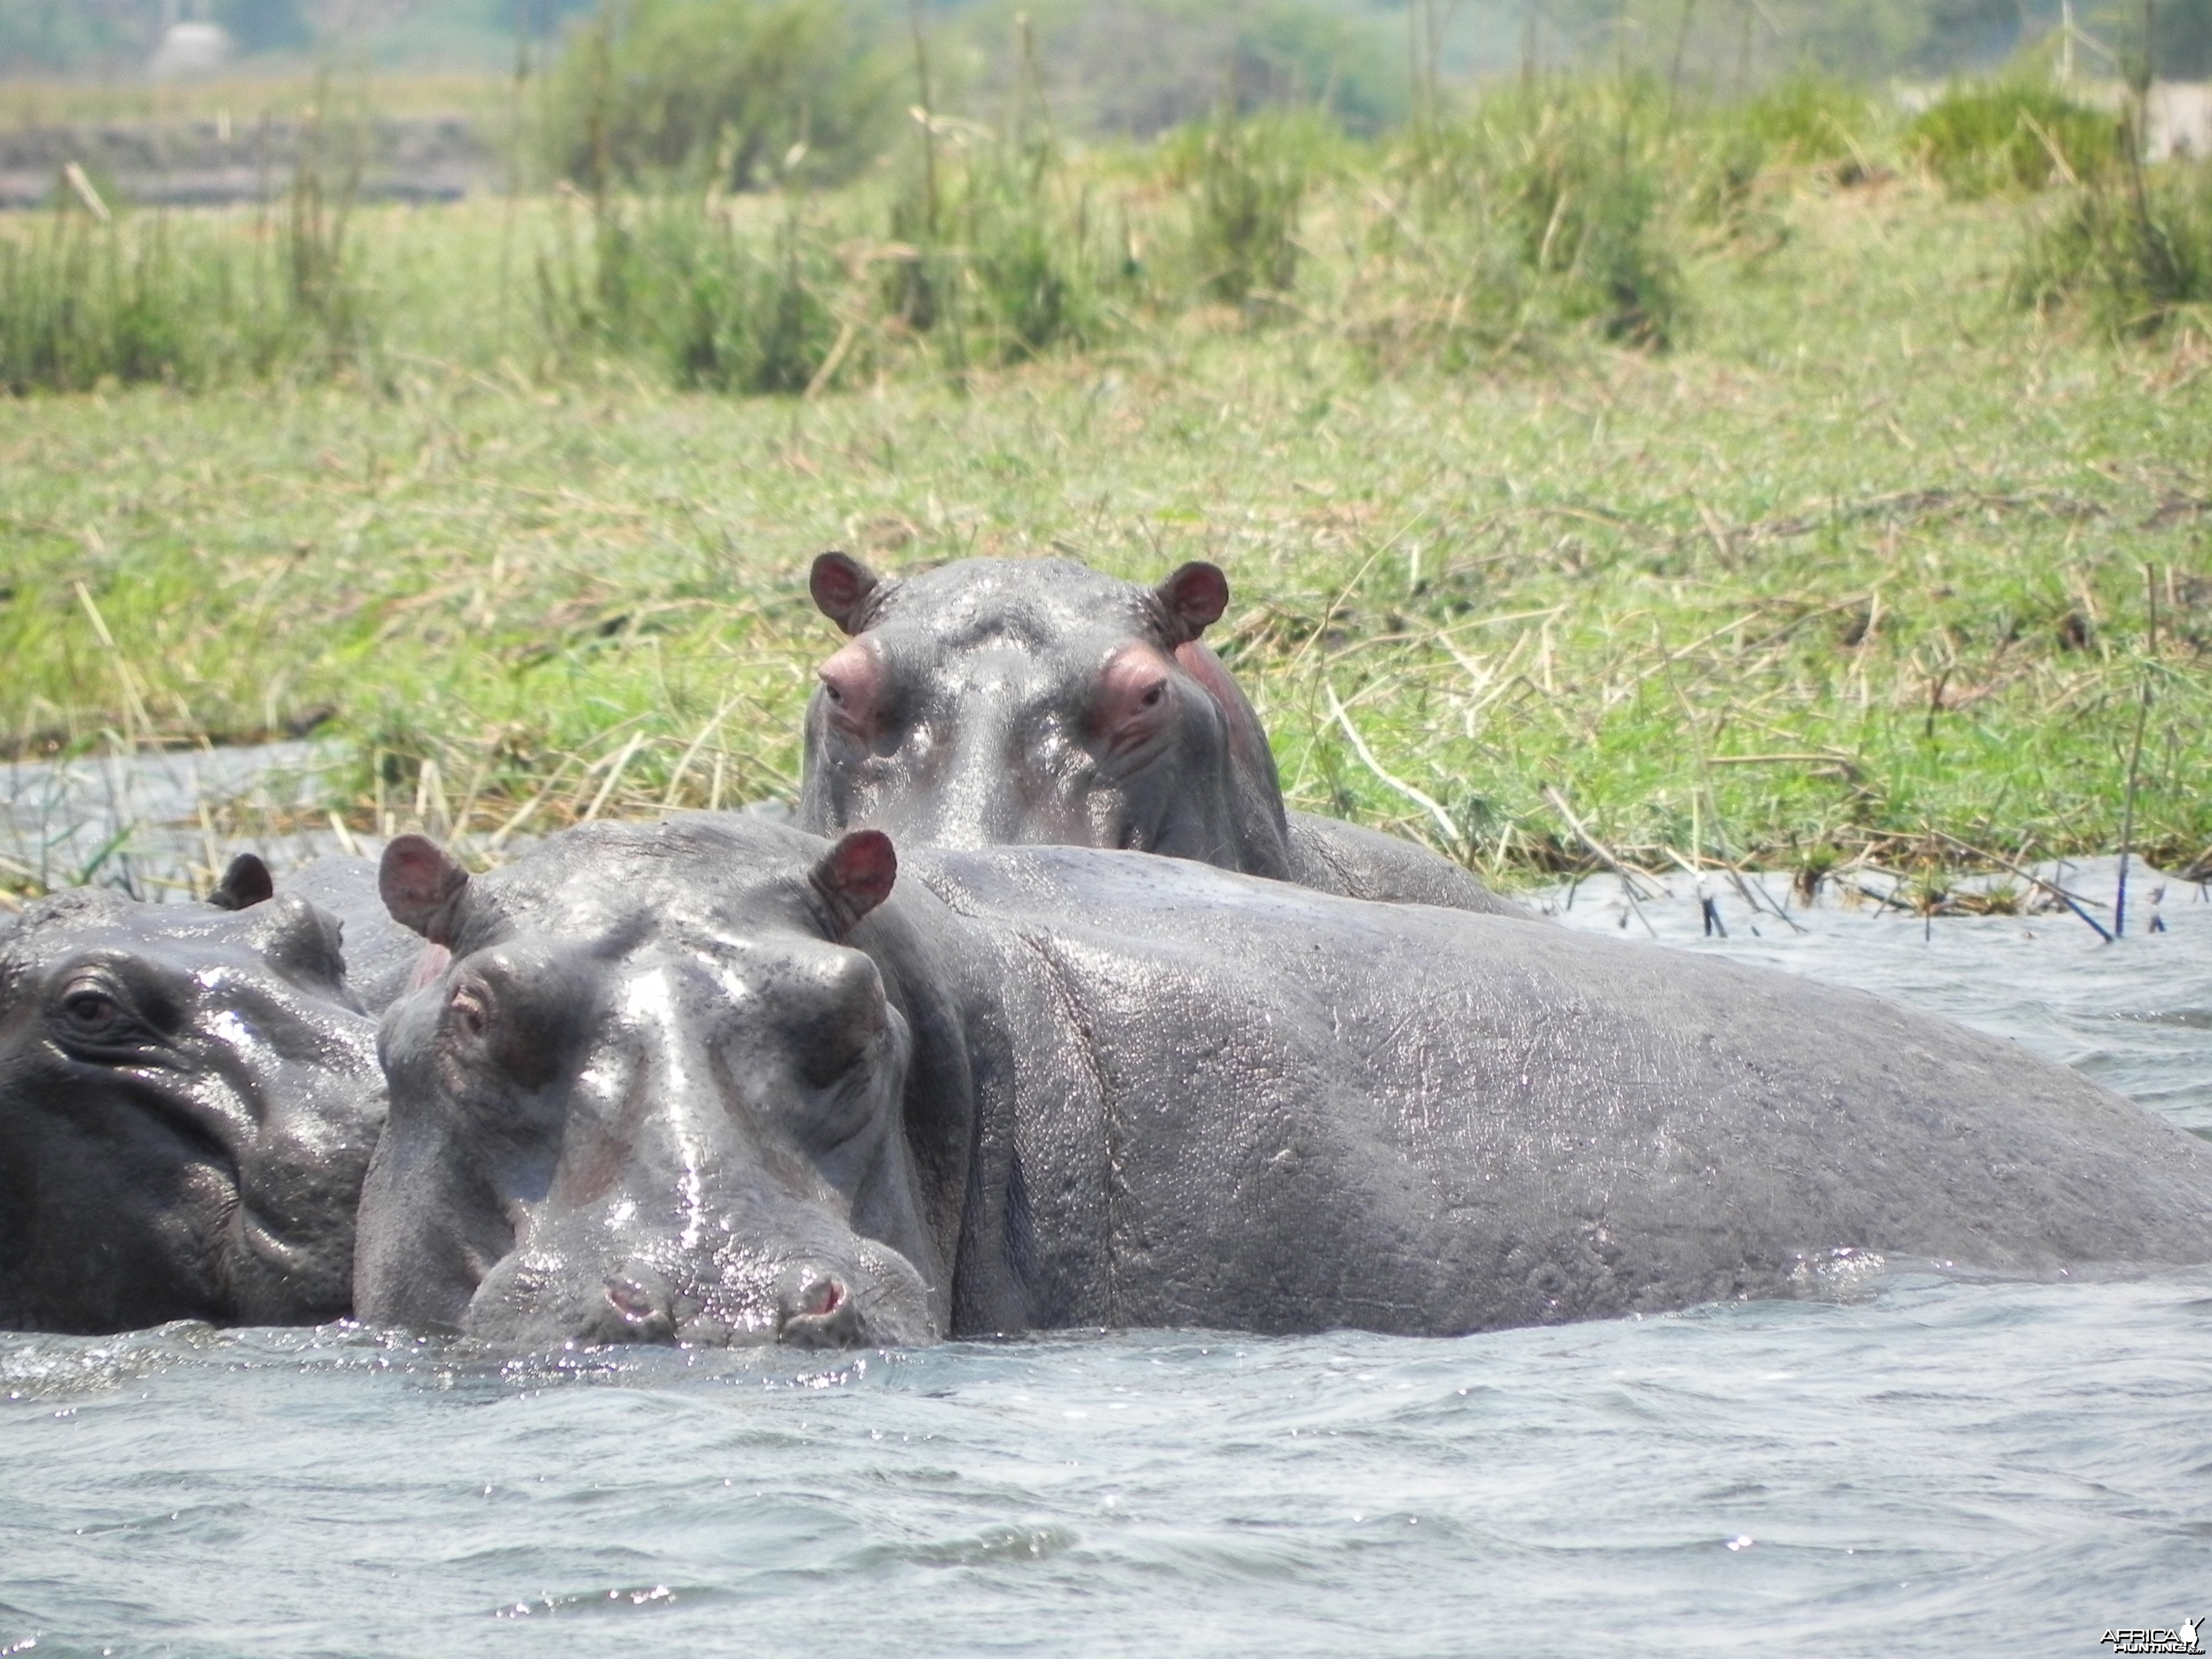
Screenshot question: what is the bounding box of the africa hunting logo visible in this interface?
[2099,1618,2205,1655]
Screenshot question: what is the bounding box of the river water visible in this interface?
[4,803,2208,1657]
[0,742,350,901]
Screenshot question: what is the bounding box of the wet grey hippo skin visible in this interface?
[282,853,429,1016]
[0,856,387,1333]
[797,553,1530,919]
[357,816,2212,1349]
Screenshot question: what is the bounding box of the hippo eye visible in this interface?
[451,986,489,1037]
[52,982,143,1050]
[1139,683,1165,708]
[61,990,120,1030]
[822,680,845,705]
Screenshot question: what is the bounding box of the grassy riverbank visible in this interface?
[4,141,2211,894]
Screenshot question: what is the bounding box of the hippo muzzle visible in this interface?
[467,1230,936,1350]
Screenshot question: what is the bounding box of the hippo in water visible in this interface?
[0,855,393,1333]
[357,816,2212,1348]
[283,853,433,1016]
[797,553,1529,917]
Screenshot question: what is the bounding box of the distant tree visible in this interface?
[2149,0,2212,77]
[504,0,600,39]
[215,0,311,52]
[0,0,158,73]
[2078,0,2212,79]
[1535,0,2080,82]
[1906,0,2040,70]
[950,0,1406,138]
[544,0,894,190]
[1230,1,1406,130]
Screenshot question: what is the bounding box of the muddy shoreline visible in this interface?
[0,112,495,208]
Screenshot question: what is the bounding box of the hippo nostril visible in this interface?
[777,1270,862,1349]
[598,1270,677,1344]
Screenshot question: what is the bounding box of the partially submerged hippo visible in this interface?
[0,855,389,1333]
[798,554,1529,917]
[358,816,2212,1348]
[283,853,430,1016]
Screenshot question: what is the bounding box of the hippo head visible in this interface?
[0,856,386,1333]
[357,818,943,1350]
[797,554,1295,879]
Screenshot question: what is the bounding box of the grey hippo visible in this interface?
[0,854,403,1333]
[799,552,1529,917]
[356,815,2212,1349]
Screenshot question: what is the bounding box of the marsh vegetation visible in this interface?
[3,12,2210,902]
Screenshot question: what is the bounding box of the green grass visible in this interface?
[1906,79,2125,199]
[2018,158,2212,338]
[3,115,2211,895]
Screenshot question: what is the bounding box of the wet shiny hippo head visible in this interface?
[797,554,1293,878]
[0,857,386,1333]
[357,819,942,1350]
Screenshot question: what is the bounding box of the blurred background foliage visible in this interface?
[5,3,2212,880]
[538,0,894,190]
[5,1,2210,96]
[6,0,2210,400]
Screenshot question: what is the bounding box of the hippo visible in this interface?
[797,553,1530,917]
[357,816,2212,1349]
[0,854,390,1333]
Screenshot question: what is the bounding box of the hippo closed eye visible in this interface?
[795,552,1533,917]
[0,857,387,1333]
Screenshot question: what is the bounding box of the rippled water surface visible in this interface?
[7,865,2211,1658]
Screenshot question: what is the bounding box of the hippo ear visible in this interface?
[810,551,881,635]
[1158,561,1229,640]
[207,853,275,911]
[809,830,897,938]
[380,834,471,946]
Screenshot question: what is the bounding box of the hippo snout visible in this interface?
[480,1239,936,1351]
[580,1261,869,1349]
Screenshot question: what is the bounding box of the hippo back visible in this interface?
[903,845,2212,1335]
[1286,814,1530,917]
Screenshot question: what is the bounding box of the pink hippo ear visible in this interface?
[810,551,882,635]
[380,834,471,945]
[1157,561,1229,641]
[809,830,898,938]
[207,852,275,911]
[404,942,453,994]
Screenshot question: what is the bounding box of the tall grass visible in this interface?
[1908,79,2122,197]
[1173,107,1316,308]
[8,64,2204,407]
[920,98,1113,364]
[540,0,891,191]
[1361,78,1689,367]
[2017,157,2212,337]
[537,187,850,392]
[0,99,374,394]
[1723,74,1883,177]
[0,211,206,394]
